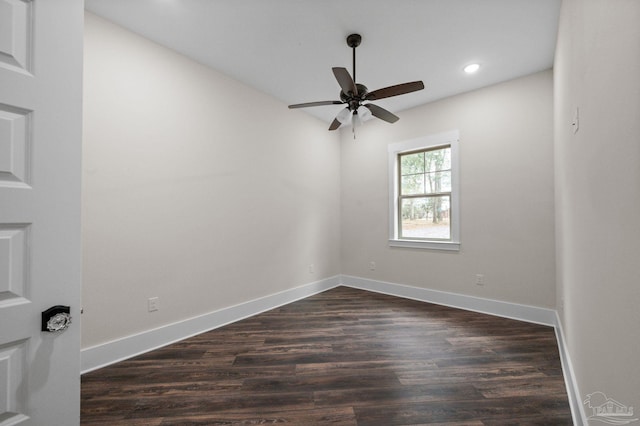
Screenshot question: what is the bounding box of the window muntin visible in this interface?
[398,146,452,240]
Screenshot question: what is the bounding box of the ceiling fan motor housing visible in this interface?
[340,83,368,110]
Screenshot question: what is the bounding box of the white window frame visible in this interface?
[388,130,460,251]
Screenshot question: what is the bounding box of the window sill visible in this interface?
[388,239,460,251]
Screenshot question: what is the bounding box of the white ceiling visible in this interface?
[84,0,561,125]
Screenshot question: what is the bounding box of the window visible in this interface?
[388,131,460,250]
[399,146,452,239]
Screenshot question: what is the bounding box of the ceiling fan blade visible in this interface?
[332,67,358,96]
[288,100,343,109]
[328,118,342,131]
[363,103,399,123]
[365,81,424,101]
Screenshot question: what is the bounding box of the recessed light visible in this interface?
[464,63,480,74]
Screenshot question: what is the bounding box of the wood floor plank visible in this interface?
[157,406,358,426]
[313,383,485,407]
[81,287,571,425]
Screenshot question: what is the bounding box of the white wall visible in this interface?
[554,0,640,415]
[341,70,556,308]
[82,13,341,349]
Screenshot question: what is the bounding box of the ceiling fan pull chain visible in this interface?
[352,110,358,139]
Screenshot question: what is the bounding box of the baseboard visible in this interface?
[81,275,341,374]
[340,275,557,326]
[554,312,587,426]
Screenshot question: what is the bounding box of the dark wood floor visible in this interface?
[81,287,572,425]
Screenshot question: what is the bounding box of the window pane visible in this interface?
[425,170,451,193]
[401,174,424,195]
[425,147,451,172]
[400,196,450,239]
[400,152,424,175]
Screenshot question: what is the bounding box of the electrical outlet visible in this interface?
[148,297,159,312]
[475,274,485,286]
[309,264,314,274]
[369,261,376,271]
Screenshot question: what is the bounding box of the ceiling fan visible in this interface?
[288,33,425,133]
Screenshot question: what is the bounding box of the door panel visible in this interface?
[0,0,83,424]
[0,104,31,188]
[0,224,28,303]
[0,0,31,74]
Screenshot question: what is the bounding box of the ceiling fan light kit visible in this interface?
[288,33,425,136]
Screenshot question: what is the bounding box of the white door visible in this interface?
[0,0,83,425]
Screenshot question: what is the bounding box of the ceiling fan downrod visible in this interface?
[347,33,361,84]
